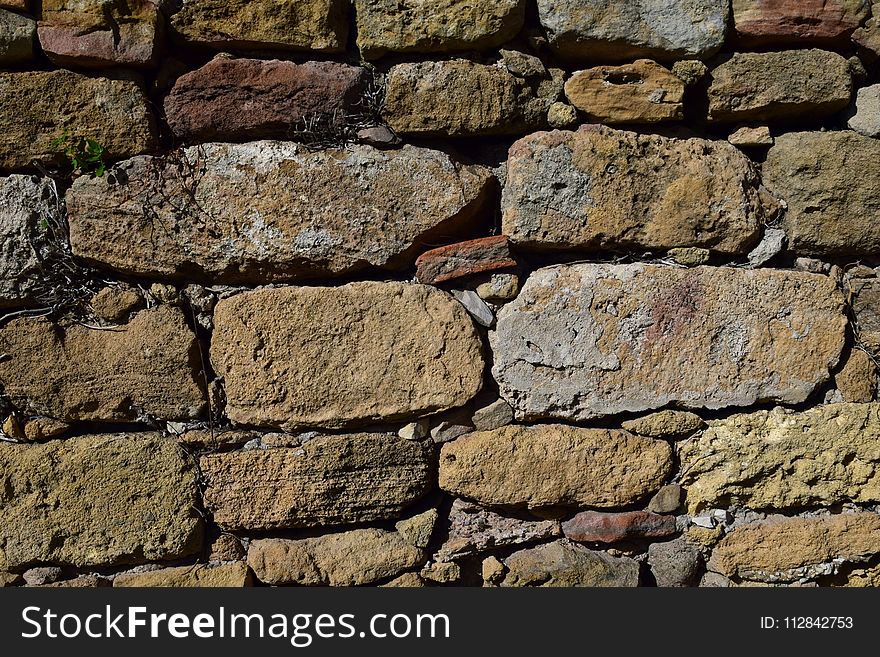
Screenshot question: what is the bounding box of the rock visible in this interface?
[0,70,156,170]
[0,305,204,423]
[439,425,673,510]
[728,126,773,147]
[451,289,495,327]
[732,0,871,47]
[383,59,562,137]
[0,1,27,9]
[66,142,493,283]
[746,228,786,267]
[707,50,852,123]
[853,4,880,59]
[248,529,426,586]
[90,286,145,323]
[429,407,474,444]
[672,60,708,85]
[502,126,765,255]
[435,499,561,561]
[708,513,880,582]
[564,60,684,124]
[355,0,526,59]
[648,538,703,587]
[164,58,369,143]
[22,417,69,441]
[562,511,677,543]
[0,434,202,570]
[382,572,425,587]
[648,484,684,514]
[476,273,520,302]
[667,248,711,267]
[836,563,880,587]
[208,534,245,562]
[40,575,110,588]
[471,398,514,432]
[398,420,430,441]
[200,434,432,530]
[851,277,880,353]
[37,0,161,68]
[178,429,257,451]
[500,49,547,78]
[0,9,34,64]
[482,556,505,584]
[501,540,640,587]
[357,126,400,148]
[421,561,461,583]
[547,101,578,129]
[491,264,846,422]
[0,571,21,586]
[396,509,438,549]
[2,414,23,439]
[836,350,877,402]
[212,283,483,430]
[23,566,63,586]
[764,131,880,256]
[415,236,517,285]
[849,84,880,137]
[537,0,729,63]
[114,563,250,587]
[170,0,348,53]
[680,404,880,513]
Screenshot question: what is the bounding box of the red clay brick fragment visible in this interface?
[562,510,677,543]
[733,0,870,47]
[415,235,517,285]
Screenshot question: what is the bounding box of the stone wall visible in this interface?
[1,0,880,588]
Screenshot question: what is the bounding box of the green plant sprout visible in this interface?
[49,134,107,177]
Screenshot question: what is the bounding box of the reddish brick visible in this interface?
[562,510,677,543]
[733,0,870,47]
[415,236,517,285]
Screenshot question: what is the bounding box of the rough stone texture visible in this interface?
[436,499,561,561]
[707,50,852,123]
[679,404,880,513]
[200,434,432,530]
[564,60,684,124]
[355,0,526,59]
[837,563,880,586]
[164,58,369,143]
[708,514,880,582]
[732,0,871,47]
[415,236,517,285]
[648,538,703,587]
[622,411,706,439]
[0,434,201,570]
[492,264,846,422]
[0,9,34,64]
[501,540,640,587]
[395,510,438,549]
[114,563,250,588]
[728,126,773,147]
[439,425,673,510]
[248,529,425,586]
[853,4,880,59]
[848,84,880,137]
[562,510,677,544]
[648,484,684,514]
[38,0,161,68]
[212,284,483,430]
[763,131,880,256]
[537,0,729,63]
[502,126,765,254]
[0,1,27,9]
[67,142,493,283]
[0,70,156,170]
[851,276,880,353]
[0,305,203,423]
[383,59,563,137]
[836,350,877,402]
[171,0,347,53]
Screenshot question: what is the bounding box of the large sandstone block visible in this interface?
[212,284,483,430]
[733,0,871,47]
[164,58,369,143]
[501,540,639,587]
[680,404,880,513]
[0,9,34,65]
[171,0,347,52]
[439,425,673,510]
[763,131,880,256]
[491,264,846,421]
[502,126,764,254]
[707,50,852,123]
[0,305,204,423]
[0,70,156,171]
[0,434,202,570]
[200,434,432,530]
[66,142,493,282]
[537,0,729,63]
[114,563,250,588]
[356,0,526,59]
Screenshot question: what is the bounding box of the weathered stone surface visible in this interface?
[171,0,347,53]
[0,1,27,10]
[0,305,203,423]
[201,434,432,530]
[395,509,438,549]
[0,434,201,570]
[382,572,426,587]
[439,425,673,510]
[537,0,729,63]
[648,538,703,587]
[436,499,561,561]
[383,59,562,137]
[672,60,708,85]
[836,350,877,402]
[67,142,493,283]
[0,70,156,170]
[709,514,880,581]
[853,4,880,59]
[733,0,871,47]
[476,273,520,302]
[836,563,880,586]
[648,484,684,514]
[0,9,34,64]
[564,60,684,124]
[849,84,880,137]
[851,277,880,353]
[707,50,852,123]
[248,529,425,586]
[356,0,526,59]
[502,126,765,254]
[492,264,846,421]
[164,58,369,143]
[501,540,640,587]
[41,575,110,588]
[622,411,706,439]
[728,126,773,147]
[114,563,250,587]
[212,284,483,430]
[680,404,880,513]
[38,0,161,68]
[764,131,880,256]
[415,236,517,285]
[471,397,515,432]
[562,511,677,544]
